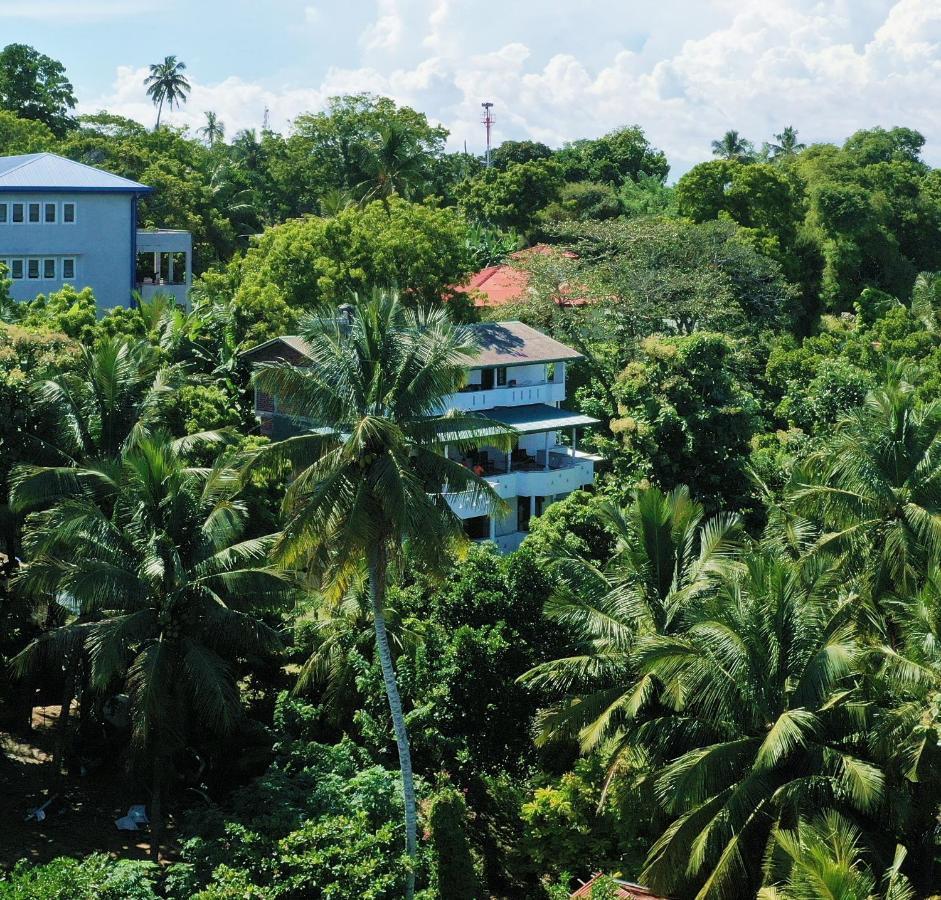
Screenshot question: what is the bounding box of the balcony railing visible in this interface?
[444,449,596,519]
[443,380,565,411]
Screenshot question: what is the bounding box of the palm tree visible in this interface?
[144,56,191,130]
[520,486,741,755]
[790,379,941,603]
[909,271,941,333]
[11,337,177,512]
[711,129,755,162]
[11,337,183,769]
[638,553,878,898]
[357,122,428,205]
[768,126,806,160]
[198,110,225,148]
[760,813,914,900]
[14,432,287,861]
[294,568,421,728]
[249,292,511,899]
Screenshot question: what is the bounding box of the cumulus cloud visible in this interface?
[83,0,941,175]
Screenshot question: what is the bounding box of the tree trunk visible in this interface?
[368,543,417,900]
[53,648,77,776]
[155,97,164,130]
[150,755,163,863]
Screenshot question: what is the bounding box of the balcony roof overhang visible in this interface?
[485,403,599,434]
[437,403,599,442]
[136,229,192,253]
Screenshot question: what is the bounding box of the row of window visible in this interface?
[0,201,77,225]
[0,256,77,281]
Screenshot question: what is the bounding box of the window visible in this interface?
[27,259,39,279]
[27,202,40,224]
[44,202,56,223]
[62,202,76,224]
[11,203,24,224]
[43,258,56,279]
[62,257,75,280]
[496,366,508,387]
[0,203,7,224]
[11,259,24,279]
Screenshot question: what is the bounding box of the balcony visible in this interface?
[444,448,597,519]
[136,229,192,307]
[444,379,565,412]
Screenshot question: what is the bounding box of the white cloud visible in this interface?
[83,0,941,175]
[361,0,404,51]
[303,5,321,26]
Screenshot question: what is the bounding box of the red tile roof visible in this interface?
[570,875,667,900]
[451,244,588,308]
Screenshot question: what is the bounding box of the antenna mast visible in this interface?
[481,101,494,167]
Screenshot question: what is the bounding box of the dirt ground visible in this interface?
[0,705,178,871]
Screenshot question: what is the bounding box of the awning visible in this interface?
[484,403,600,435]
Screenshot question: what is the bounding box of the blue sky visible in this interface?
[3,0,940,175]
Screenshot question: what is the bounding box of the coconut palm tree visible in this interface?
[760,812,914,900]
[11,337,177,513]
[13,432,287,861]
[11,337,187,769]
[520,485,742,755]
[789,379,941,604]
[768,126,806,160]
[198,110,225,149]
[357,122,428,205]
[638,553,878,898]
[249,291,510,899]
[144,55,191,130]
[909,271,941,333]
[711,129,755,162]
[294,567,421,728]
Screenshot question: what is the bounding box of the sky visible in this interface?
[3,0,941,176]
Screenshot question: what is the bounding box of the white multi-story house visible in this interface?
[242,321,601,552]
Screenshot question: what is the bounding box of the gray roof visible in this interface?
[239,335,313,361]
[0,153,152,193]
[241,322,582,368]
[485,403,599,434]
[460,321,582,368]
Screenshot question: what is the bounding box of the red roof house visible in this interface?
[451,244,587,309]
[570,875,667,900]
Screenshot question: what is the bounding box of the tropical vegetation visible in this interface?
[2,41,941,900]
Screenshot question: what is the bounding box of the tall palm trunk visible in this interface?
[155,96,164,130]
[150,753,163,863]
[367,542,417,899]
[53,646,78,775]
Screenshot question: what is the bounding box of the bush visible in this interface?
[0,854,158,899]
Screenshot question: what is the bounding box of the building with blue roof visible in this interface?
[0,152,191,312]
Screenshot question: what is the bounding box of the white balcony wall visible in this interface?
[444,455,595,520]
[139,282,189,304]
[444,380,565,412]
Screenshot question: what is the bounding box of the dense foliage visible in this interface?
[4,42,941,900]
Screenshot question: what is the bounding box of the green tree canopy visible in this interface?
[556,126,669,185]
[455,159,563,233]
[0,44,76,136]
[229,197,474,344]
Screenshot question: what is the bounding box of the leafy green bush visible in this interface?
[0,854,158,899]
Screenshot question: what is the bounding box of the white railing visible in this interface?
[444,453,595,519]
[138,282,189,304]
[444,380,565,412]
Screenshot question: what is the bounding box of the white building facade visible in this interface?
[243,321,601,553]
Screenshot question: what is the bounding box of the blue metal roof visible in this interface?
[0,153,152,193]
